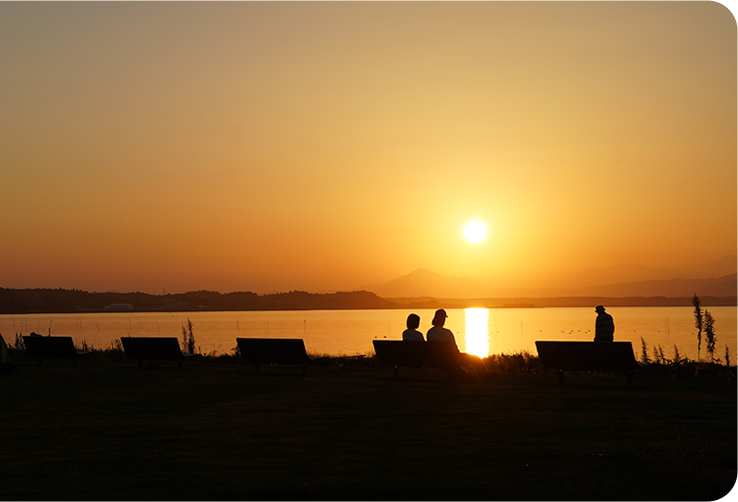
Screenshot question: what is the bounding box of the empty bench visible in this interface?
[535,341,638,385]
[23,335,92,366]
[373,340,460,377]
[121,337,198,369]
[236,338,319,374]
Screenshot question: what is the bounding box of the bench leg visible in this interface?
[557,370,565,385]
[393,366,399,378]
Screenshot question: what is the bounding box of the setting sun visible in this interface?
[464,220,488,243]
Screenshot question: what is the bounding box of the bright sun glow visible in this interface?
[463,220,487,243]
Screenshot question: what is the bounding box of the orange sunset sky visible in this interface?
[1,2,736,295]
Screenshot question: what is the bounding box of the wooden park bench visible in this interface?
[23,335,92,366]
[236,338,320,374]
[535,341,638,385]
[120,337,198,369]
[373,340,461,377]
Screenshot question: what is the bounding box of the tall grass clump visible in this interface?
[692,293,703,361]
[704,310,717,361]
[190,347,243,366]
[672,344,683,366]
[181,318,197,355]
[104,339,126,363]
[635,338,735,382]
[691,295,719,362]
[640,337,650,364]
[484,350,540,375]
[311,353,375,369]
[652,344,667,365]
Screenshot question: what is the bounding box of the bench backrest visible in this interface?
[535,341,637,372]
[373,340,460,368]
[236,338,310,364]
[23,336,79,358]
[121,337,184,361]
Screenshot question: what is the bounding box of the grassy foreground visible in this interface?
[1,353,736,501]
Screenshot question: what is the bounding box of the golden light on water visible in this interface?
[464,308,489,357]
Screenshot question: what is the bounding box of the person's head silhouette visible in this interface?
[432,309,448,327]
[406,313,420,330]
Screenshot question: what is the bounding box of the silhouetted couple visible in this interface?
[403,309,495,380]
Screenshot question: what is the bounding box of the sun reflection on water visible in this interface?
[464,308,489,357]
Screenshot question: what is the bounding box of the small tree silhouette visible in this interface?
[691,294,703,361]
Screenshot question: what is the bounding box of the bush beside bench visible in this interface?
[373,340,461,377]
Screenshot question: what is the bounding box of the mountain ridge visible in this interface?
[363,268,737,299]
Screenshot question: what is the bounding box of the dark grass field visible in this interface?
[1,353,735,501]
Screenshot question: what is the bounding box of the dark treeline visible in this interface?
[0,288,734,314]
[0,288,394,313]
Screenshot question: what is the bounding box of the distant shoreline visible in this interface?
[0,287,734,314]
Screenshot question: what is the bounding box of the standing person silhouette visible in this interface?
[427,309,495,379]
[594,305,615,342]
[402,313,425,341]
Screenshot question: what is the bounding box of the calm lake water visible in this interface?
[1,306,735,362]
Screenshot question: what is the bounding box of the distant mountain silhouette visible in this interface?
[541,256,737,290]
[571,273,737,298]
[363,269,495,298]
[364,269,737,299]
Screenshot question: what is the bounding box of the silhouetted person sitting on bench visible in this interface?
[594,305,615,342]
[402,313,425,341]
[427,309,495,380]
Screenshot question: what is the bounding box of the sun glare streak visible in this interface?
[463,220,487,243]
[464,308,489,357]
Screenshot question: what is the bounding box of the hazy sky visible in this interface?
[1,2,736,294]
